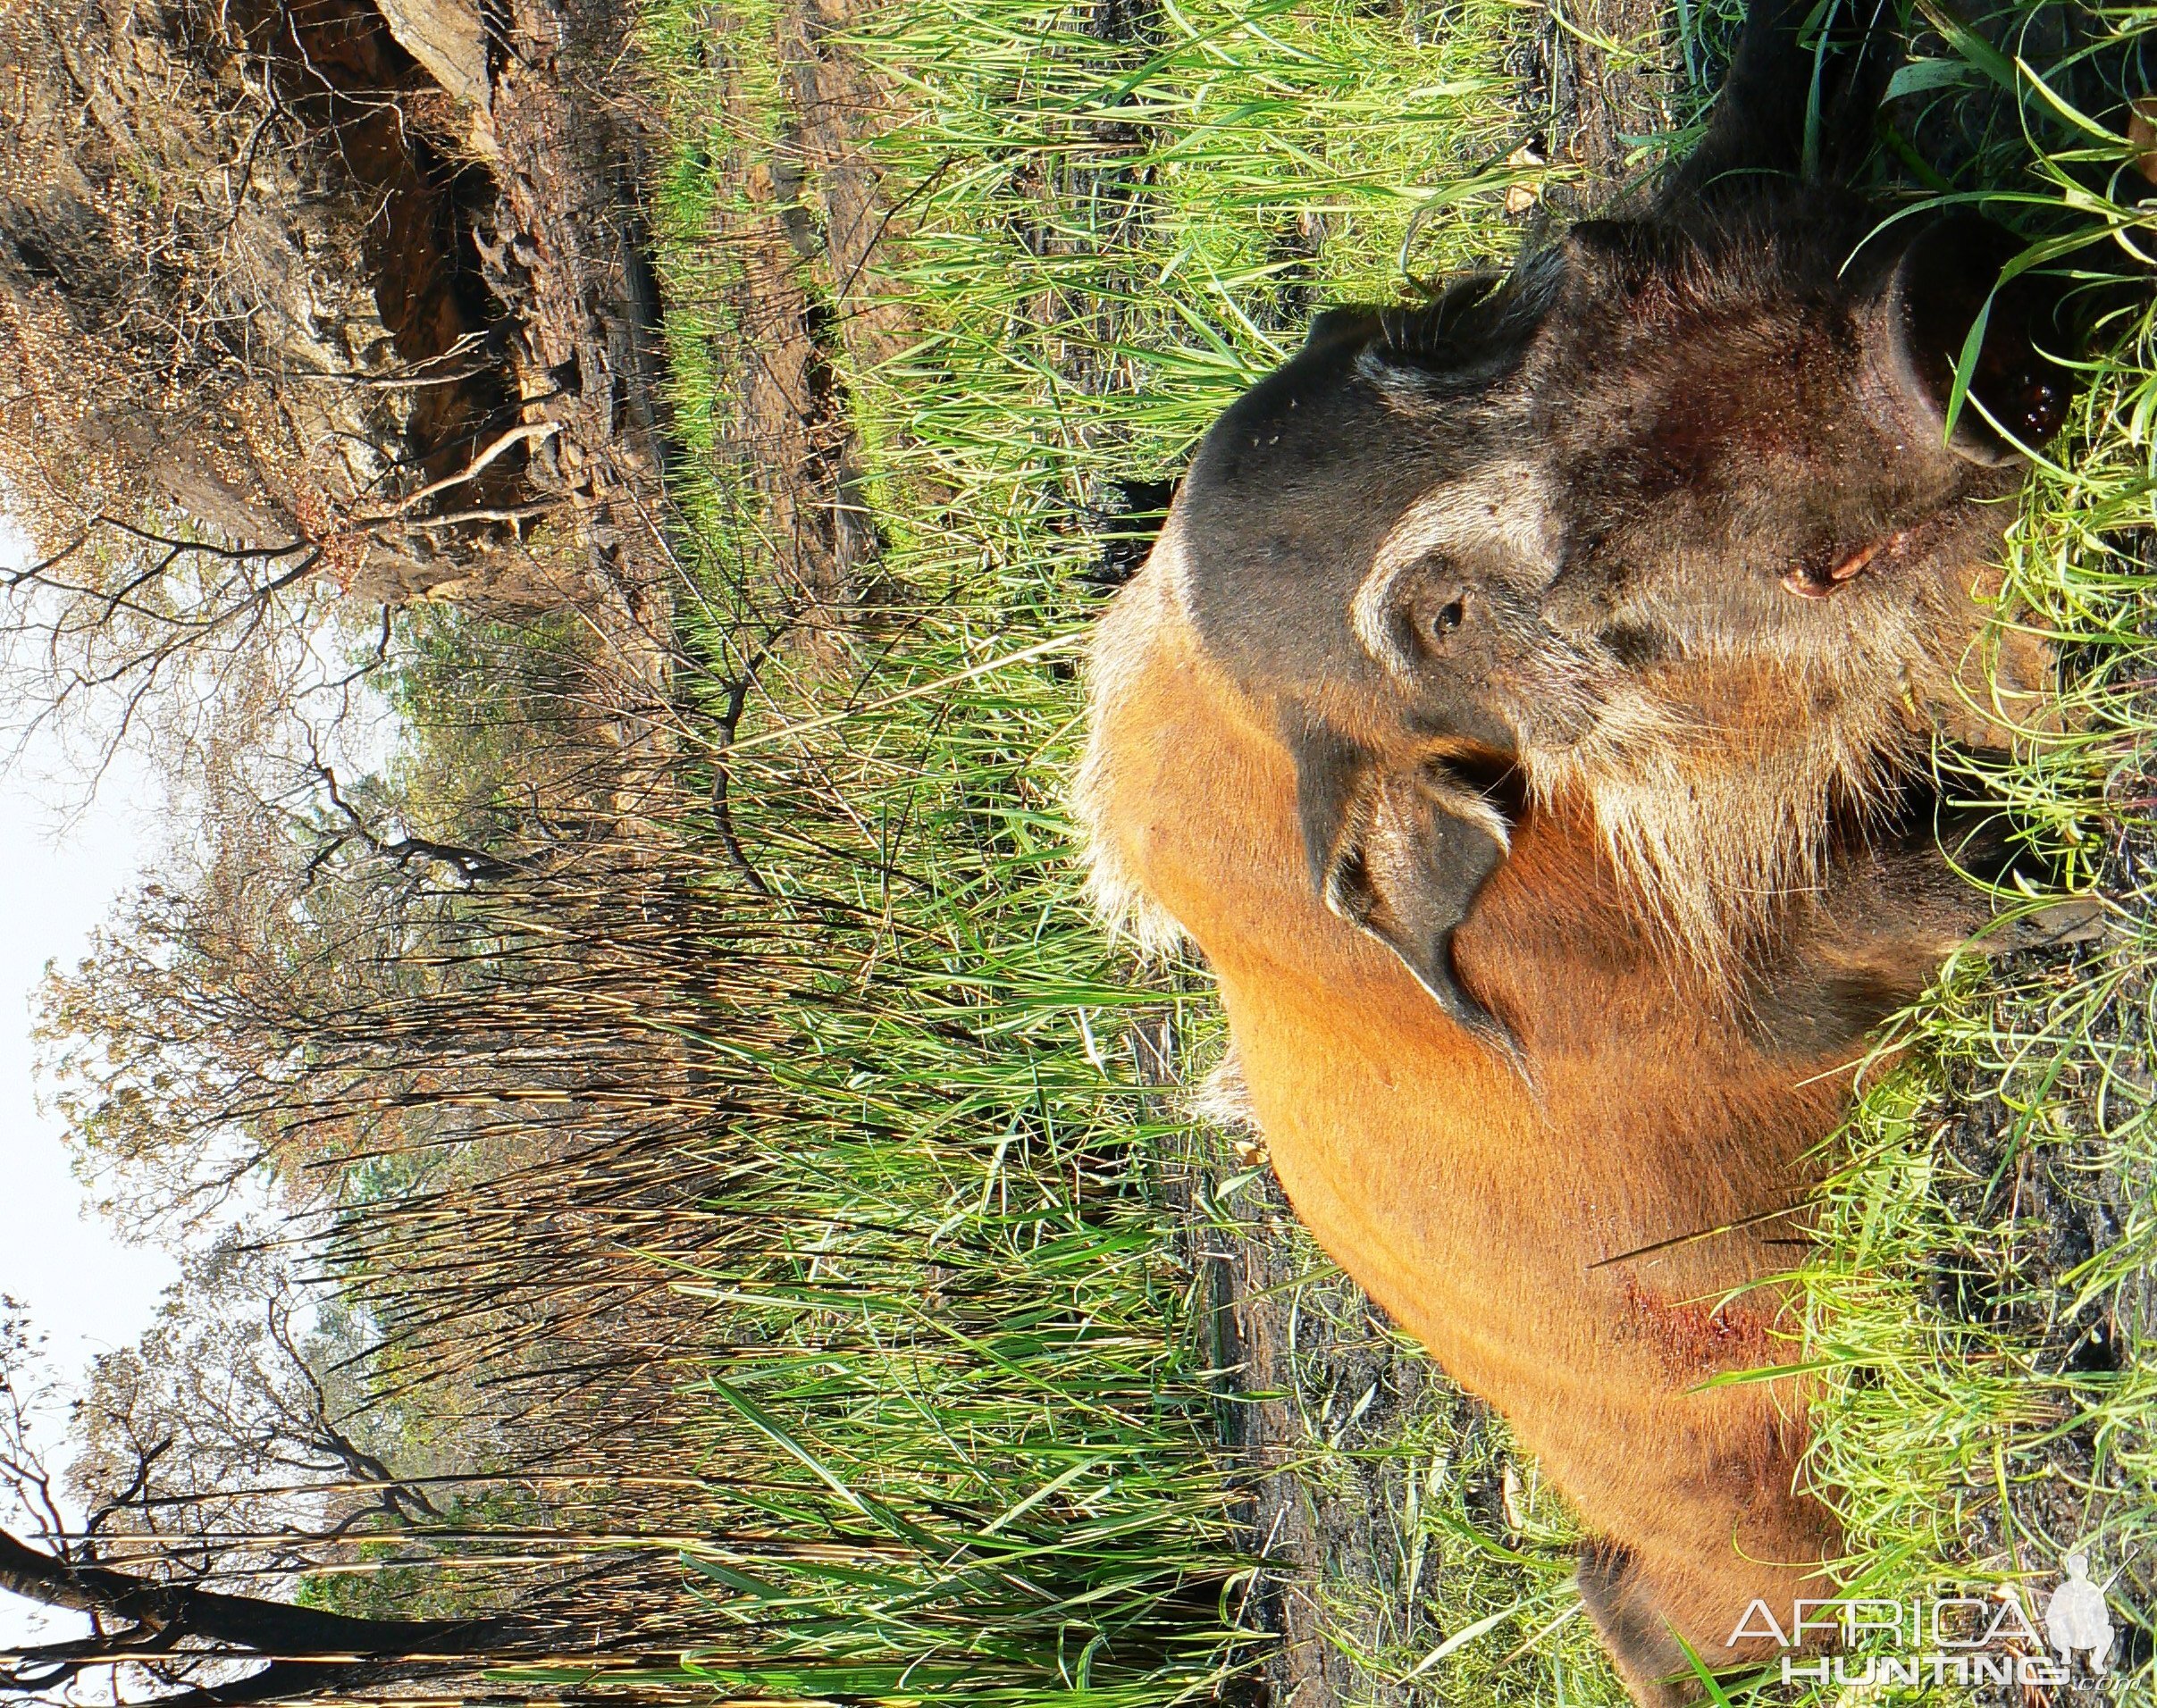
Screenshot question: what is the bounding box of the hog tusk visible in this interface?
[1781,531,1911,599]
[1830,530,1912,582]
[1827,541,1880,582]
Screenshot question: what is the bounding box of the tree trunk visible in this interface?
[0,1528,519,1661]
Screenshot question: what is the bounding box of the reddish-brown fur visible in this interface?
[1070,10,2101,1692]
[1084,597,1860,1697]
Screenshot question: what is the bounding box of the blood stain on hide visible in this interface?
[1618,1277,1775,1376]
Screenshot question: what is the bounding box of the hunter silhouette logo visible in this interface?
[1729,1553,2119,1687]
[2044,1553,2113,1674]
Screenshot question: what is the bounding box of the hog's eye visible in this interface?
[1430,598,1466,639]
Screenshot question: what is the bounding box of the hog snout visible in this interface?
[1881,214,2077,466]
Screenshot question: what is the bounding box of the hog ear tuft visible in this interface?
[1557,220,1658,295]
[1565,219,1634,256]
[1662,0,1895,203]
[1303,307,1378,351]
[1354,272,1528,392]
[1288,713,1518,1059]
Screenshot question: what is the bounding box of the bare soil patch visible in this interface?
[2,0,678,691]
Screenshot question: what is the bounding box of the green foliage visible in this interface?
[636,0,1611,1698]
[638,619,1255,1696]
[846,0,1540,587]
[637,0,2157,1702]
[1790,4,2157,1701]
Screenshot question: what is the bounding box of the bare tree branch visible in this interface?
[0,1527,517,1658]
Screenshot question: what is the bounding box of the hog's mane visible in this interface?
[1524,654,1917,981]
[1071,554,1195,958]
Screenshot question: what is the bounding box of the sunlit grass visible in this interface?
[635,0,2157,1701]
[636,0,1633,1697]
[1789,6,2157,1703]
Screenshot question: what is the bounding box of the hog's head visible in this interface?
[1143,16,2083,992]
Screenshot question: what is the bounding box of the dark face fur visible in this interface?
[1175,202,2072,762]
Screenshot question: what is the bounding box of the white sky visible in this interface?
[0,519,179,1658]
[0,742,178,1369]
[0,516,405,1670]
[0,520,177,1372]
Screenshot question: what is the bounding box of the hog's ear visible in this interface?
[1665,0,1893,203]
[1291,723,1517,1058]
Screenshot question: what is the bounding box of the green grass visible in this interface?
[1790,7,2157,1693]
[634,0,2157,1701]
[638,0,1629,1698]
[844,0,1531,520]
